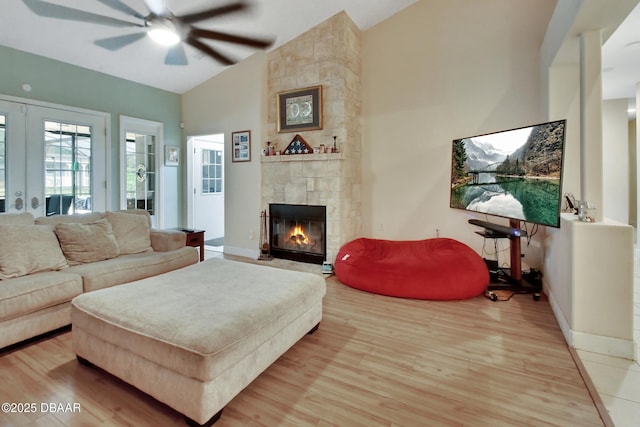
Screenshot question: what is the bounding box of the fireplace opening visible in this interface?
[269,204,326,264]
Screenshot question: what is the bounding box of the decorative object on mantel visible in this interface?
[232,130,251,162]
[333,135,339,153]
[283,134,314,155]
[258,210,272,260]
[262,141,280,156]
[277,85,323,133]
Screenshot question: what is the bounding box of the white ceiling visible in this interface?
[0,0,417,94]
[0,1,638,99]
[602,1,640,101]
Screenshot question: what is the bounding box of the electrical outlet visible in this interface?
[249,231,255,240]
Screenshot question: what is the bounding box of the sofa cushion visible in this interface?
[0,271,83,321]
[115,209,152,225]
[150,229,187,252]
[66,247,199,292]
[0,225,68,280]
[35,212,104,226]
[55,219,120,266]
[0,212,34,225]
[105,211,152,255]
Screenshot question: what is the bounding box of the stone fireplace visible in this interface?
[262,12,363,264]
[261,153,358,263]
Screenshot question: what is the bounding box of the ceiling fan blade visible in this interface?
[165,44,188,66]
[190,27,274,49]
[144,0,170,17]
[22,0,142,27]
[185,37,235,66]
[95,0,146,20]
[95,33,146,51]
[178,2,248,24]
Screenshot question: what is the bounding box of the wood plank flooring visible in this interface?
[0,264,603,426]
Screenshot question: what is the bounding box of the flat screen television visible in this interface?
[450,119,567,229]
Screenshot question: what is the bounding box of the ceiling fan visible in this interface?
[22,0,275,66]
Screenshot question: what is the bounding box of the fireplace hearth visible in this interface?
[269,204,326,264]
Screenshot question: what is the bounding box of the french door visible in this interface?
[119,116,163,228]
[0,99,107,216]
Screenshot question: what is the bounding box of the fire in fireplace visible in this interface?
[269,204,326,264]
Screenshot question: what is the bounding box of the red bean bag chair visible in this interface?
[334,237,489,300]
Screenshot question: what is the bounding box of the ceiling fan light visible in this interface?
[148,22,180,46]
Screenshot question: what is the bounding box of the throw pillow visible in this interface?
[54,219,120,265]
[105,211,152,254]
[0,224,68,280]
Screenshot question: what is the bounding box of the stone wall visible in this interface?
[262,12,362,262]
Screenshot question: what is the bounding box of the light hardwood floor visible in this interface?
[0,257,604,427]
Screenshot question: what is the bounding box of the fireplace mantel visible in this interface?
[261,152,345,163]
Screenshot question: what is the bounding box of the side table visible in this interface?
[170,228,205,262]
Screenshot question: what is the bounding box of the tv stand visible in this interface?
[468,218,526,239]
[468,218,541,300]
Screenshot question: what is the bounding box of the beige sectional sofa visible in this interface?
[0,210,199,349]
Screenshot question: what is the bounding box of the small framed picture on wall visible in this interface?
[232,130,251,162]
[165,146,179,166]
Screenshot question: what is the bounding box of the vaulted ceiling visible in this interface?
[0,0,417,94]
[1,1,639,100]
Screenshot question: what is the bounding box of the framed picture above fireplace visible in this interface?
[277,85,323,133]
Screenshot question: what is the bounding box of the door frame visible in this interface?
[0,94,111,214]
[1,100,26,213]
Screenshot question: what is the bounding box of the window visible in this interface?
[202,149,223,194]
[44,120,92,215]
[124,132,156,215]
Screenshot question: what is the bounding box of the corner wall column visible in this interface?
[579,30,604,221]
[636,82,640,234]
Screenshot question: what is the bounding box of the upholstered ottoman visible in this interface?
[335,237,489,300]
[70,258,326,426]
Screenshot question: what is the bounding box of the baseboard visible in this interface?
[223,246,259,260]
[545,282,573,346]
[546,283,635,359]
[572,331,635,359]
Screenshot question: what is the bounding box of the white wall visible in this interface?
[181,53,267,258]
[361,0,556,266]
[545,63,581,332]
[603,99,630,223]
